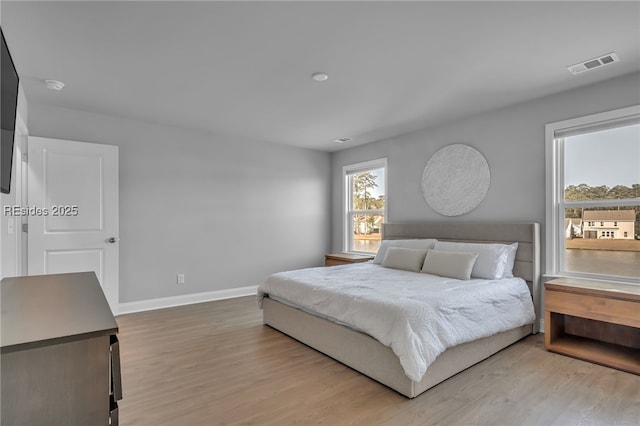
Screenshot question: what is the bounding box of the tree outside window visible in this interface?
[344,160,386,254]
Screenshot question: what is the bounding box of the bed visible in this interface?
[258,222,540,398]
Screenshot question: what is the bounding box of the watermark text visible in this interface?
[3,205,79,217]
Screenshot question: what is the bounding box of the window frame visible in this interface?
[343,158,388,254]
[545,105,640,284]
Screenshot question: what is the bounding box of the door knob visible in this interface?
[107,237,119,243]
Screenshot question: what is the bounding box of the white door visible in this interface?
[27,136,119,313]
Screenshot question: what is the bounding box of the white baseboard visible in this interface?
[117,285,258,315]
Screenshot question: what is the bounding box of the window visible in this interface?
[546,105,639,283]
[344,158,387,254]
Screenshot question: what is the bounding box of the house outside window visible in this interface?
[546,105,639,283]
[583,210,634,240]
[344,159,387,254]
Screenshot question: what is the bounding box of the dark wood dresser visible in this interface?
[1,272,122,425]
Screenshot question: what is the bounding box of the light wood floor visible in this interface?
[116,296,639,426]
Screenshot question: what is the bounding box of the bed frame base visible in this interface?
[264,297,532,398]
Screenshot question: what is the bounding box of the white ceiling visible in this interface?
[2,1,639,152]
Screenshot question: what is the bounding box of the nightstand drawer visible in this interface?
[545,289,640,328]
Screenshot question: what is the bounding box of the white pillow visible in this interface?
[381,247,429,273]
[503,242,519,278]
[421,249,479,280]
[432,241,518,280]
[372,239,437,264]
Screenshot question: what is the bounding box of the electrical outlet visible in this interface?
[177,274,185,285]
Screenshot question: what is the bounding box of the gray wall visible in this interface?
[17,71,640,302]
[29,104,331,303]
[331,72,640,275]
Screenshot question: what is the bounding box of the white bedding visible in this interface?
[257,263,535,382]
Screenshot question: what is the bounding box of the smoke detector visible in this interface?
[45,79,65,91]
[567,53,619,75]
[311,72,329,82]
[333,137,352,144]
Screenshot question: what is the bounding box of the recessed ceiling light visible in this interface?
[333,137,352,144]
[45,79,65,91]
[311,72,328,82]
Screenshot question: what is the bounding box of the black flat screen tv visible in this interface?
[1,27,19,194]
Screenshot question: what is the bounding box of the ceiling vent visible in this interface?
[567,53,619,75]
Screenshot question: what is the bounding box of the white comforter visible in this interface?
[257,263,535,382]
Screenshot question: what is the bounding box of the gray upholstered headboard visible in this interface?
[381,222,541,332]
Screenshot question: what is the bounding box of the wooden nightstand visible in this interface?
[325,253,374,267]
[544,277,640,374]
